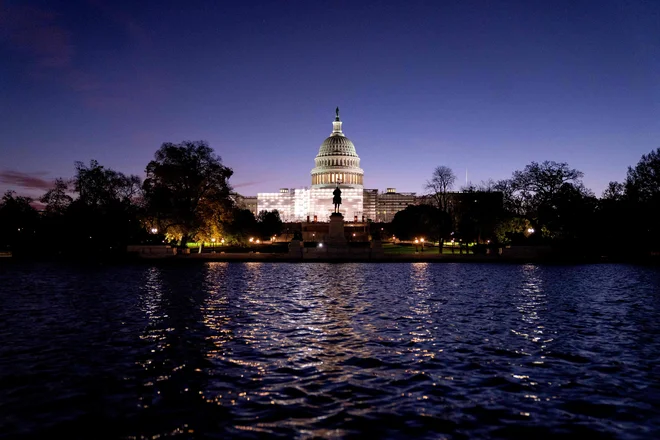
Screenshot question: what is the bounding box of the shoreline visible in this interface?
[2,252,658,265]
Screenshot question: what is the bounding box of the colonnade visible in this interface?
[312,173,363,185]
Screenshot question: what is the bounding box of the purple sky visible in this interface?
[1,0,659,199]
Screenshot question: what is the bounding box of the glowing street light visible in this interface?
[151,228,158,234]
[249,237,254,242]
[527,228,535,234]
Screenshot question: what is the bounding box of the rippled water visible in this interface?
[1,262,660,439]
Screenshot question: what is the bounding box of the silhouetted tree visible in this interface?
[0,191,40,254]
[69,160,144,254]
[143,141,234,246]
[494,217,534,245]
[391,204,449,245]
[40,178,73,215]
[256,210,283,240]
[498,161,591,241]
[624,148,660,252]
[425,166,456,212]
[74,160,141,207]
[225,209,258,244]
[425,166,456,251]
[602,181,625,202]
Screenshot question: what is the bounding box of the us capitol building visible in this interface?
[240,109,420,223]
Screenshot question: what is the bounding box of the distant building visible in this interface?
[375,188,417,223]
[235,195,258,216]
[240,109,421,222]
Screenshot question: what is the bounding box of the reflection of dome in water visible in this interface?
[311,108,364,188]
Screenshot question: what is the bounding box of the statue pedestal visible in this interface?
[288,239,302,258]
[327,213,347,245]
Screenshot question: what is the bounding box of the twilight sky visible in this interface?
[1,0,659,199]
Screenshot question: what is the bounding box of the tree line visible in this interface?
[1,141,658,258]
[391,148,660,257]
[0,141,281,257]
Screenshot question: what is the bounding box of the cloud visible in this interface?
[232,180,268,189]
[0,170,54,191]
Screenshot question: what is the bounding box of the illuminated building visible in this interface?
[252,109,416,223]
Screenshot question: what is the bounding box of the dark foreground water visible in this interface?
[1,263,660,439]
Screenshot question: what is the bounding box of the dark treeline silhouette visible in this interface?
[0,141,281,258]
[393,149,660,258]
[0,142,658,259]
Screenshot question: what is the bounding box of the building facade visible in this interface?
[252,110,418,222]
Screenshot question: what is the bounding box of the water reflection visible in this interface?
[131,265,219,438]
[3,262,659,438]
[513,264,549,347]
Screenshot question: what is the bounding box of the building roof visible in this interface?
[316,133,359,158]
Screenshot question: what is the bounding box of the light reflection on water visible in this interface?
[1,262,659,438]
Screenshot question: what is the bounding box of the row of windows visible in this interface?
[316,158,359,168]
[312,173,364,185]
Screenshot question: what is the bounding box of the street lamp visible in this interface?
[527,228,535,234]
[420,238,425,252]
[151,228,158,234]
[211,238,216,248]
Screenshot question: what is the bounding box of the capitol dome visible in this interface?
[317,133,359,157]
[311,108,364,188]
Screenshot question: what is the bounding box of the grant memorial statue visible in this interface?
[332,186,342,214]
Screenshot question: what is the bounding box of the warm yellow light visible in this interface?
[420,238,424,243]
[249,237,254,242]
[414,239,419,244]
[211,238,216,242]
